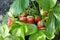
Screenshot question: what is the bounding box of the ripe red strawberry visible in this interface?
[37,21,45,29]
[19,13,27,17]
[35,16,42,23]
[27,16,34,23]
[8,17,13,27]
[37,24,45,29]
[19,17,27,22]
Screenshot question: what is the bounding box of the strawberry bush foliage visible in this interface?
[0,0,60,40]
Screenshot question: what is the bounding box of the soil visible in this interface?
[0,0,60,40]
[0,0,14,22]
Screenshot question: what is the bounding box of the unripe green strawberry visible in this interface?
[40,9,48,15]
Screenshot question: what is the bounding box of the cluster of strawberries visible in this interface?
[8,11,48,29]
[18,13,44,29]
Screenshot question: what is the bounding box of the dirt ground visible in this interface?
[0,0,14,21]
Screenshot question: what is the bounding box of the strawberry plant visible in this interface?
[0,0,60,40]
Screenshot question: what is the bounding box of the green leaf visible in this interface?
[45,12,55,39]
[9,23,20,32]
[0,36,4,40]
[10,27,25,40]
[53,4,60,13]
[50,0,57,8]
[53,4,60,34]
[9,22,25,40]
[15,22,38,36]
[2,14,8,24]
[25,23,38,36]
[5,35,20,40]
[53,4,60,21]
[0,24,10,38]
[36,0,57,11]
[10,21,27,34]
[55,19,60,34]
[29,30,46,40]
[8,0,29,16]
[31,0,35,1]
[53,12,60,21]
